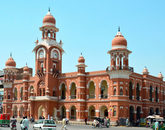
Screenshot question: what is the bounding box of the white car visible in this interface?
[33,119,56,130]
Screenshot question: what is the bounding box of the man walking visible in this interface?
[22,116,29,130]
[61,118,67,130]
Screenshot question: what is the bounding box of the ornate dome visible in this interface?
[158,72,163,79]
[43,9,56,26]
[142,67,149,75]
[112,27,127,50]
[5,55,16,68]
[78,54,85,63]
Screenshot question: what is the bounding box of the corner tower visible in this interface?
[107,27,133,79]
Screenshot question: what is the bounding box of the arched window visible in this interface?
[113,88,116,95]
[149,107,154,115]
[129,82,133,100]
[39,89,42,96]
[155,87,158,102]
[14,88,17,100]
[53,90,56,96]
[40,62,44,73]
[150,86,153,102]
[20,87,23,100]
[136,83,140,100]
[100,80,108,99]
[89,81,95,99]
[120,88,123,95]
[70,83,76,99]
[156,108,159,115]
[43,88,45,96]
[61,83,66,100]
[113,106,117,116]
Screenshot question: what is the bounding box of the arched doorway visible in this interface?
[100,106,108,118]
[20,106,24,118]
[89,106,95,120]
[70,106,76,120]
[13,106,17,117]
[61,106,66,119]
[136,107,141,120]
[129,106,134,126]
[38,105,45,119]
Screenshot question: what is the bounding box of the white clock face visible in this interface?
[53,51,58,59]
[39,50,44,58]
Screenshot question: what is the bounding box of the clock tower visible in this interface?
[33,9,64,97]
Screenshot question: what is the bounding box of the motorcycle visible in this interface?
[11,124,17,130]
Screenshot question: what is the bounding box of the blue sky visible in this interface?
[0,0,165,77]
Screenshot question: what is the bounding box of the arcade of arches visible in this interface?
[2,10,165,124]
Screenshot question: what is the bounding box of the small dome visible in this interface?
[23,65,29,72]
[112,27,127,50]
[5,55,16,68]
[142,67,149,75]
[43,10,56,26]
[158,72,163,79]
[78,55,85,63]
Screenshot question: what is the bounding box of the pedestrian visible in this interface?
[11,116,17,130]
[85,117,87,125]
[61,118,67,130]
[154,120,159,130]
[22,116,29,130]
[159,121,163,129]
[126,118,129,126]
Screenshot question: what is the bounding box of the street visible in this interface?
[0,123,152,130]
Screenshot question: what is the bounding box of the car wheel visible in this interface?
[39,127,42,130]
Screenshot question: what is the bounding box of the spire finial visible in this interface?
[10,52,12,57]
[26,62,27,66]
[81,52,82,56]
[118,26,120,32]
[48,7,50,12]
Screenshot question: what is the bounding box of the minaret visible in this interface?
[76,54,87,121]
[22,64,30,117]
[107,27,133,79]
[3,54,17,114]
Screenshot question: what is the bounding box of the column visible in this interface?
[66,109,70,119]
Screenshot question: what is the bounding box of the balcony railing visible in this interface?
[106,66,134,72]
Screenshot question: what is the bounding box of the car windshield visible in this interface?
[37,120,44,124]
[44,120,55,124]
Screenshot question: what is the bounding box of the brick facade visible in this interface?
[2,10,165,124]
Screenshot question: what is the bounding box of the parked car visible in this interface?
[33,119,56,130]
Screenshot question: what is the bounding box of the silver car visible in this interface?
[33,119,56,130]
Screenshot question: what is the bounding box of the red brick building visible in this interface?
[2,10,165,123]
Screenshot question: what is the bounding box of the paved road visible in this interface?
[0,123,152,130]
